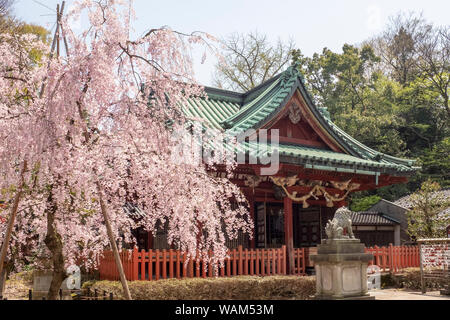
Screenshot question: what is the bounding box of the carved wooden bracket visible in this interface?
[244,175,263,188]
[270,176,360,208]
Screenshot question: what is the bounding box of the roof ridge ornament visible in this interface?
[317,106,331,120]
[280,62,301,88]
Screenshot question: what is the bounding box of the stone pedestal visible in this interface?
[32,270,72,300]
[310,239,374,300]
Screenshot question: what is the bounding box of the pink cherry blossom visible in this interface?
[0,0,251,283]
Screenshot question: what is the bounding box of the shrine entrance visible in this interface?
[255,202,285,249]
[292,205,336,248]
[254,201,336,249]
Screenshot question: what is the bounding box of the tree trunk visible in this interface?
[0,161,27,287]
[0,263,6,298]
[44,190,67,300]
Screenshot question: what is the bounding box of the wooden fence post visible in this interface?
[132,247,139,281]
[169,249,174,279]
[271,249,276,275]
[232,249,237,276]
[244,248,249,275]
[261,249,265,276]
[148,249,153,281]
[255,250,260,275]
[374,246,379,266]
[182,252,187,278]
[155,249,160,281]
[249,249,254,276]
[176,250,181,279]
[162,250,167,280]
[302,248,306,275]
[238,246,243,276]
[389,243,394,273]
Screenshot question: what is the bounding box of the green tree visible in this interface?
[350,195,381,212]
[293,45,407,157]
[407,180,450,239]
[419,138,450,188]
[293,14,449,198]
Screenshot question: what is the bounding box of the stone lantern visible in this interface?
[310,207,375,300]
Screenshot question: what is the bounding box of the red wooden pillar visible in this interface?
[147,232,153,250]
[284,197,294,274]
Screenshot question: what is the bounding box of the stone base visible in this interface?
[315,294,375,300]
[311,238,374,301]
[33,270,69,292]
[31,290,73,300]
[314,296,375,300]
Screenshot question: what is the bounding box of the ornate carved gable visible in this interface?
[264,92,344,152]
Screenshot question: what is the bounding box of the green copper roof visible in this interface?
[242,142,415,175]
[182,64,419,176]
[182,95,240,130]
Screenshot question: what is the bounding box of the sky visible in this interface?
[12,0,450,87]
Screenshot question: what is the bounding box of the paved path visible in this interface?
[370,289,450,300]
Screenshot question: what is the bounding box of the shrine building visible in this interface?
[134,64,419,270]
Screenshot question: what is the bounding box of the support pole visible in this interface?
[284,197,294,274]
[97,182,132,300]
[39,2,65,99]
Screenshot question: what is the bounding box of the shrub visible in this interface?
[381,268,448,290]
[83,276,316,300]
[4,271,34,300]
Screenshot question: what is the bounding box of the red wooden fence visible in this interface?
[365,244,420,273]
[99,246,307,281]
[99,245,419,281]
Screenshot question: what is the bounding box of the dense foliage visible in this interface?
[292,14,449,206]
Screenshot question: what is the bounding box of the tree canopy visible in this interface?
[213,31,295,92]
[0,0,251,299]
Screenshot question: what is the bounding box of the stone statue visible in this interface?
[325,207,355,240]
[312,206,374,300]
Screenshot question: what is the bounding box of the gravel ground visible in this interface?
[369,289,450,300]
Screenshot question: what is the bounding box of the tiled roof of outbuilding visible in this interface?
[349,211,399,226]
